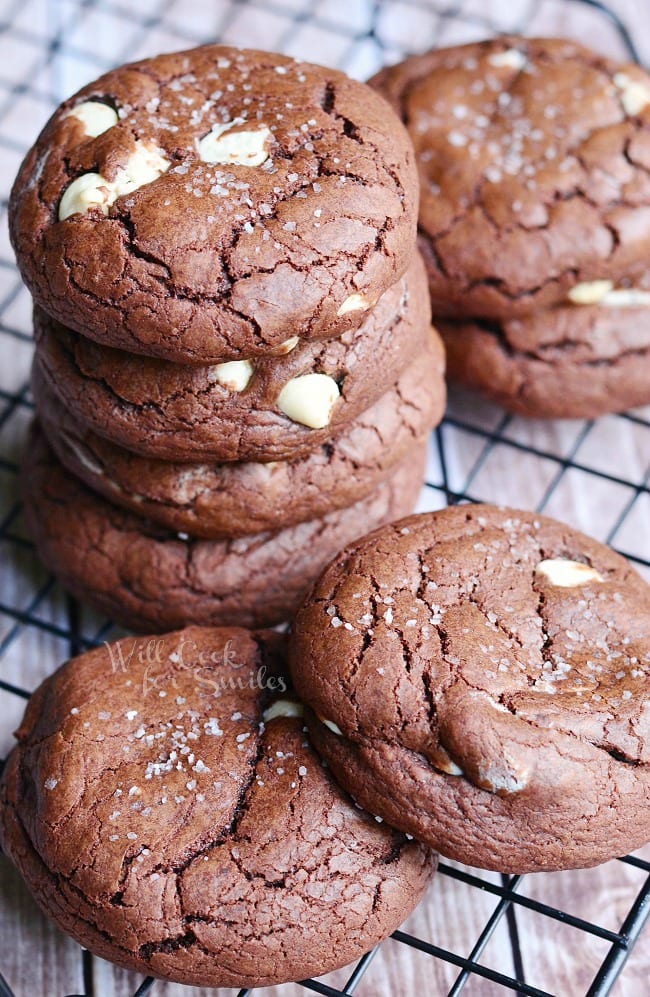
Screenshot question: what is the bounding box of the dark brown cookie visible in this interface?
[371,37,650,321]
[22,423,425,631]
[35,331,445,538]
[437,300,650,418]
[11,44,418,363]
[290,505,650,873]
[32,255,430,462]
[0,627,435,987]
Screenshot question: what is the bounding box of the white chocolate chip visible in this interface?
[110,142,170,197]
[60,432,104,476]
[568,283,650,308]
[59,141,170,220]
[59,173,112,220]
[275,336,299,354]
[211,359,254,392]
[66,101,119,138]
[488,49,528,71]
[317,715,342,736]
[535,559,604,587]
[263,699,304,721]
[197,120,271,166]
[567,280,614,305]
[478,762,528,794]
[613,72,650,115]
[431,746,463,776]
[602,288,650,307]
[277,373,340,429]
[337,292,371,317]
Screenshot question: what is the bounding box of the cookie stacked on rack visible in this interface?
[372,35,650,419]
[10,44,446,632]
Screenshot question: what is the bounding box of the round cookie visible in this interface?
[35,332,445,538]
[11,44,418,363]
[290,505,650,873]
[22,424,425,631]
[0,627,435,987]
[371,37,650,321]
[438,301,650,418]
[32,255,430,462]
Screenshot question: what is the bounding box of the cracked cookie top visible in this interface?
[290,505,650,872]
[10,44,418,363]
[372,37,650,320]
[0,627,435,988]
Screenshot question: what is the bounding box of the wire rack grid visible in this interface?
[0,0,649,995]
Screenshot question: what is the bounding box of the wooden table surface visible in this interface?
[0,1,649,995]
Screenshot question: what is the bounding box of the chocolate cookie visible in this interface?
[11,44,418,363]
[290,505,650,873]
[0,627,435,987]
[32,255,430,463]
[438,298,650,418]
[35,332,445,538]
[22,424,425,631]
[372,37,650,320]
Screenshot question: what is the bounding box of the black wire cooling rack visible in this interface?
[0,0,649,995]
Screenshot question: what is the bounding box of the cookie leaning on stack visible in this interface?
[372,36,650,418]
[290,506,650,873]
[0,627,436,987]
[10,44,447,629]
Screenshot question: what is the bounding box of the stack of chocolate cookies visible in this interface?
[10,44,446,631]
[373,36,650,419]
